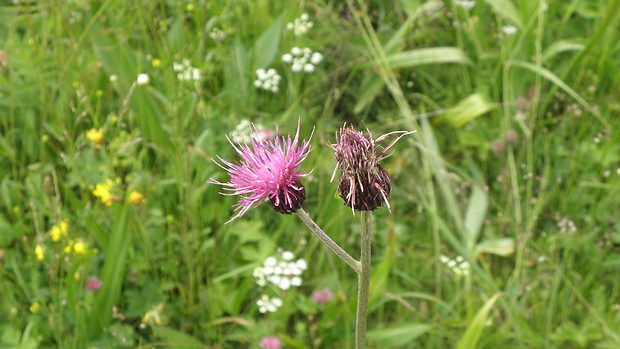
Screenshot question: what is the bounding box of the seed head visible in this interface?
[330,125,414,212]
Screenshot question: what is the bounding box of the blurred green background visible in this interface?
[1,0,619,348]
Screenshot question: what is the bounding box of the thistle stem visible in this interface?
[356,211,372,349]
[296,208,361,273]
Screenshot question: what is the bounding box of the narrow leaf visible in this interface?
[436,93,495,127]
[368,324,433,346]
[254,13,283,68]
[387,47,472,69]
[464,185,488,249]
[455,293,503,349]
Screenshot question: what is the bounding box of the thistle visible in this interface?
[330,125,414,212]
[209,120,313,223]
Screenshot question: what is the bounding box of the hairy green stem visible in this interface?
[296,208,361,273]
[356,211,372,349]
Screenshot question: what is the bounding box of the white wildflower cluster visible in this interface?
[558,218,577,234]
[209,27,226,42]
[230,119,273,143]
[253,251,308,291]
[282,47,323,73]
[254,68,281,93]
[256,295,283,314]
[440,255,470,276]
[286,13,313,36]
[173,59,201,81]
[455,0,476,9]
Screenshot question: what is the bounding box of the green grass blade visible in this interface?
[92,203,132,337]
[367,323,433,347]
[509,60,609,128]
[455,292,503,349]
[542,40,585,61]
[386,47,472,69]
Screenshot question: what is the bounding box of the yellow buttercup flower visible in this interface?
[92,182,113,206]
[35,244,44,261]
[49,219,69,242]
[30,302,41,313]
[64,239,87,254]
[129,190,146,204]
[86,128,104,144]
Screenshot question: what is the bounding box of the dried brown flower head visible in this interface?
[330,125,414,212]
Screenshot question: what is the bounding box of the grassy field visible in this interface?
[1,0,619,348]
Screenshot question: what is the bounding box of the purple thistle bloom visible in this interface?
[330,125,414,212]
[209,120,313,223]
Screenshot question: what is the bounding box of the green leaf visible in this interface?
[386,47,472,69]
[483,0,523,28]
[542,40,585,61]
[464,186,488,249]
[475,238,515,257]
[436,93,495,127]
[153,327,206,349]
[455,293,503,349]
[254,13,283,68]
[367,324,433,346]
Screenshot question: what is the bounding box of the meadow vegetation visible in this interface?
[1,0,619,348]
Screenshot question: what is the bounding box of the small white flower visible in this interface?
[264,256,277,267]
[296,259,307,270]
[291,63,302,72]
[300,13,309,21]
[439,255,450,264]
[502,25,517,35]
[291,276,302,286]
[109,75,118,82]
[303,64,315,73]
[291,47,301,55]
[281,251,294,261]
[137,73,149,85]
[279,278,291,290]
[282,54,293,63]
[310,52,323,64]
[455,0,476,9]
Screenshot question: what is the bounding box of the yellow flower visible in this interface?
[92,182,113,206]
[64,239,87,254]
[29,302,41,313]
[49,219,69,242]
[35,244,44,261]
[152,58,162,67]
[129,190,146,204]
[86,128,104,144]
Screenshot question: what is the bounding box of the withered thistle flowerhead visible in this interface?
[209,120,313,223]
[330,125,415,212]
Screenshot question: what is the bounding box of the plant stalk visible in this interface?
[296,207,361,273]
[356,211,372,349]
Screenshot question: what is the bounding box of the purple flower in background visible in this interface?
[260,336,282,349]
[312,288,334,304]
[209,119,313,223]
[330,126,414,212]
[86,276,102,290]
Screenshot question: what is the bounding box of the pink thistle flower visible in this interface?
[86,276,103,290]
[209,119,313,223]
[312,288,334,304]
[330,125,414,212]
[260,336,281,349]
